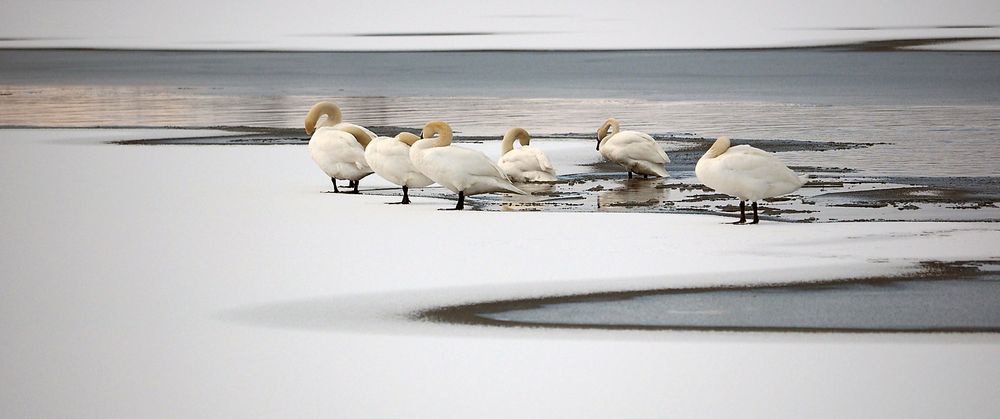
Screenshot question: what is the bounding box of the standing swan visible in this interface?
[305,101,376,192]
[410,121,527,210]
[306,125,374,194]
[695,136,806,224]
[497,127,557,182]
[364,132,434,204]
[596,118,670,178]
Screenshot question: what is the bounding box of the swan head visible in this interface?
[395,131,421,146]
[305,101,343,135]
[705,136,732,159]
[501,127,531,155]
[421,121,453,147]
[597,118,620,150]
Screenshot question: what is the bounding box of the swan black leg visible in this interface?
[331,177,340,193]
[388,186,411,204]
[749,201,759,224]
[347,180,360,194]
[441,191,465,210]
[732,200,747,224]
[628,171,633,179]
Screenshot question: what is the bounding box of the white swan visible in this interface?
[596,118,669,178]
[307,124,373,194]
[410,121,527,210]
[695,136,806,224]
[497,127,557,183]
[364,132,435,204]
[305,101,376,192]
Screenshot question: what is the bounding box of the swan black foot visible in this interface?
[749,201,759,224]
[341,180,360,194]
[439,191,465,210]
[331,177,340,193]
[387,186,411,204]
[731,200,747,224]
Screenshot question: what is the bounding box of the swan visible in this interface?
[364,131,435,204]
[596,118,669,178]
[410,121,527,210]
[304,101,376,192]
[695,136,806,224]
[497,127,557,182]
[305,123,374,194]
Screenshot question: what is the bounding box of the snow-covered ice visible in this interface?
[2,129,1000,418]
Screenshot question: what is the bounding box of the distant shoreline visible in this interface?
[1,36,998,53]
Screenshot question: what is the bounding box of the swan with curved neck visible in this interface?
[304,101,374,193]
[497,127,557,183]
[410,121,526,210]
[304,101,376,138]
[695,136,806,224]
[595,118,669,178]
[364,131,435,204]
[596,118,621,149]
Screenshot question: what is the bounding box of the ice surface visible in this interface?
[2,129,1000,418]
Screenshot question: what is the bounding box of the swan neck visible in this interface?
[305,101,343,134]
[501,127,530,155]
[705,137,731,159]
[340,125,371,148]
[396,132,420,146]
[422,121,453,147]
[597,118,620,140]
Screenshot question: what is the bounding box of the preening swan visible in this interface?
[497,127,557,182]
[410,121,527,210]
[695,136,806,224]
[305,121,374,193]
[364,132,434,204]
[596,118,669,178]
[305,101,376,192]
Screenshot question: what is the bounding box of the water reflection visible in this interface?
[3,85,1000,176]
[597,178,669,210]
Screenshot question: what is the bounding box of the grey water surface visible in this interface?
[480,274,1000,332]
[2,49,1000,176]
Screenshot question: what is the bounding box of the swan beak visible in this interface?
[596,138,600,150]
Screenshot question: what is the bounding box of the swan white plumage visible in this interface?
[497,127,557,183]
[695,136,806,224]
[364,132,435,204]
[410,121,527,210]
[305,101,376,193]
[596,118,669,178]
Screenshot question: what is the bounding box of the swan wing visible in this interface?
[501,147,555,174]
[611,132,669,164]
[715,145,804,197]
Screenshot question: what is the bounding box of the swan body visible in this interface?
[497,127,557,182]
[695,136,806,224]
[596,118,669,178]
[305,101,375,192]
[410,121,527,210]
[364,132,434,204]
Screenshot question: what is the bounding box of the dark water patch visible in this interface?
[814,186,1000,204]
[417,261,1000,333]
